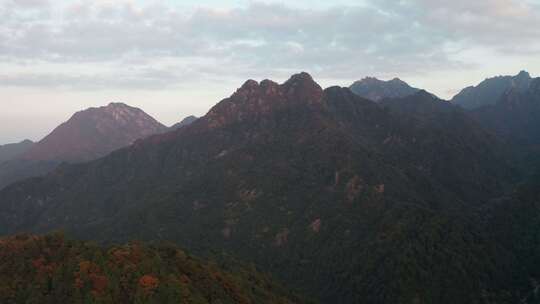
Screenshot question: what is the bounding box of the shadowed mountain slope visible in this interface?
[452,70,532,110]
[0,73,524,303]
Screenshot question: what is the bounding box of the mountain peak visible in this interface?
[106,101,128,107]
[171,115,198,129]
[413,89,438,100]
[350,76,421,101]
[452,71,533,109]
[282,72,323,102]
[20,103,166,162]
[205,73,323,129]
[284,71,314,84]
[239,79,259,90]
[516,70,531,79]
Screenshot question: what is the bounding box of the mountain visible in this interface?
[21,102,167,163]
[471,77,540,146]
[451,70,532,110]
[0,160,60,191]
[468,77,540,177]
[0,233,309,304]
[0,103,167,190]
[349,77,421,101]
[0,139,34,164]
[171,115,198,129]
[0,73,525,303]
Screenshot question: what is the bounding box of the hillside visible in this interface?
[452,70,532,109]
[0,233,307,304]
[471,78,540,146]
[0,103,167,190]
[171,115,198,130]
[0,140,34,164]
[0,73,523,303]
[21,102,167,163]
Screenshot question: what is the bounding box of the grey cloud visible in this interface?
[0,0,538,89]
[396,0,540,52]
[11,0,49,8]
[0,67,193,90]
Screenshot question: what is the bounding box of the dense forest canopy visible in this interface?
[0,233,309,304]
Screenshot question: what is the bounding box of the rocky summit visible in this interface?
[20,102,167,163]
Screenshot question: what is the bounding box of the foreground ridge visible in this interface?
[0,233,308,304]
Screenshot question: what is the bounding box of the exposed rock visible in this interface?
[310,218,322,233]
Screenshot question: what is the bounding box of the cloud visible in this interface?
[11,0,50,8]
[0,0,538,90]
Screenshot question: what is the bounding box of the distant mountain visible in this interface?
[349,77,421,101]
[0,103,166,189]
[0,73,521,303]
[0,233,308,304]
[21,102,167,163]
[0,159,59,191]
[471,77,540,145]
[171,115,198,129]
[468,77,540,177]
[0,139,34,164]
[452,70,532,109]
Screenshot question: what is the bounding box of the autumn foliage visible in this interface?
[0,233,307,304]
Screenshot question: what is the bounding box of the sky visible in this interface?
[1,0,539,144]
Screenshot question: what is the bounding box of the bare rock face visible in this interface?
[205,72,323,129]
[20,103,167,163]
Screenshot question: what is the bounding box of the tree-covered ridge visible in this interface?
[0,74,518,303]
[0,233,308,304]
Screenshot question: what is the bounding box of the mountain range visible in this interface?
[2,71,539,303]
[1,70,540,303]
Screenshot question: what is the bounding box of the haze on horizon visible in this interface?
[1,0,539,144]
